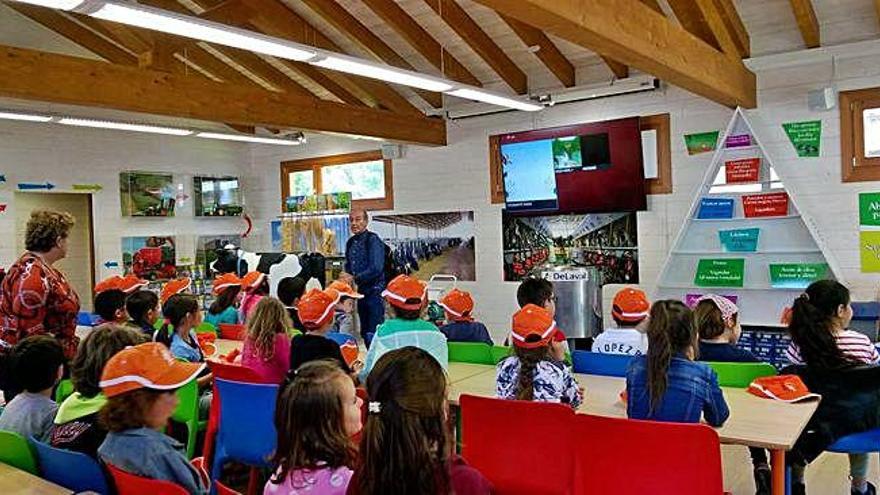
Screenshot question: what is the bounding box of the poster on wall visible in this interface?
[860,231,880,272]
[694,258,745,288]
[782,120,821,157]
[370,211,476,281]
[196,234,240,275]
[501,211,638,283]
[684,131,720,155]
[193,176,243,217]
[120,172,176,217]
[121,236,177,280]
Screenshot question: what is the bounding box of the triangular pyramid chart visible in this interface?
[654,108,843,327]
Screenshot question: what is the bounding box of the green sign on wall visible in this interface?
[769,263,828,289]
[859,192,880,226]
[694,259,745,288]
[782,120,821,157]
[684,131,720,156]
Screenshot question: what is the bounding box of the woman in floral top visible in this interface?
[0,210,80,360]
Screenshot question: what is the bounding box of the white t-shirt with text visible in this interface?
[593,328,648,356]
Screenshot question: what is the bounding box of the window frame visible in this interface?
[840,87,880,182]
[280,150,394,211]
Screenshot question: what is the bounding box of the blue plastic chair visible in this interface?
[828,428,880,454]
[326,332,356,346]
[77,312,101,326]
[210,379,279,485]
[30,437,110,494]
[571,350,633,377]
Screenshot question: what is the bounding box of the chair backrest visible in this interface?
[218,323,247,341]
[30,437,110,494]
[706,361,777,388]
[171,378,200,425]
[208,359,269,383]
[460,394,574,495]
[55,378,75,403]
[448,342,494,364]
[572,414,724,495]
[571,350,633,377]
[0,430,37,474]
[326,332,356,346]
[215,379,279,467]
[196,322,218,335]
[106,463,189,495]
[490,345,511,364]
[215,480,243,495]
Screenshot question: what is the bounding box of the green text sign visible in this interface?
[859,192,880,226]
[769,263,828,288]
[694,259,745,287]
[782,120,821,157]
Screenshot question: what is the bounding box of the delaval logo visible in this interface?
[542,270,589,282]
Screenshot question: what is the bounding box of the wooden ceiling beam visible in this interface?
[693,0,742,58]
[0,44,446,145]
[876,0,880,30]
[665,0,722,51]
[299,0,443,108]
[499,14,575,87]
[788,0,821,48]
[359,0,482,87]
[423,0,527,94]
[639,0,664,14]
[713,0,750,58]
[600,56,629,79]
[470,0,756,108]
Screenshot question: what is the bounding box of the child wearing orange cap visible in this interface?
[96,342,207,494]
[360,275,448,379]
[496,304,582,409]
[328,280,362,336]
[241,297,292,384]
[126,290,161,335]
[516,277,570,356]
[594,287,650,356]
[160,277,192,306]
[94,277,129,325]
[205,273,242,327]
[438,288,493,346]
[239,271,269,323]
[290,288,360,377]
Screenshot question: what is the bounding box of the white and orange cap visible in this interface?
[99,342,205,398]
[328,280,364,299]
[381,275,427,311]
[611,288,650,324]
[119,274,149,294]
[160,277,191,304]
[510,304,558,349]
[241,271,266,291]
[297,288,342,329]
[439,289,474,321]
[95,276,125,295]
[212,273,242,295]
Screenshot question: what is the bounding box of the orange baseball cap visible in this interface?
[161,277,191,304]
[241,271,266,291]
[511,304,557,349]
[328,280,363,299]
[95,276,124,295]
[212,273,242,295]
[612,288,650,324]
[340,340,359,367]
[119,274,149,294]
[297,288,341,329]
[747,375,820,403]
[382,275,427,310]
[439,289,474,321]
[99,342,205,398]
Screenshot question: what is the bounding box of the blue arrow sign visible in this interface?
[104,261,119,269]
[18,182,55,191]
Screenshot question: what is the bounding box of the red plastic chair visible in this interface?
[460,394,575,495]
[106,463,188,495]
[218,324,247,341]
[216,480,243,495]
[572,414,725,495]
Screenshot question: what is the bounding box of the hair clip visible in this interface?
[368,401,381,414]
[799,293,810,301]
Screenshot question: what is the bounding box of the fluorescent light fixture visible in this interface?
[446,88,543,112]
[11,0,85,10]
[312,56,453,92]
[58,118,193,136]
[91,2,316,62]
[0,111,53,122]
[195,132,303,146]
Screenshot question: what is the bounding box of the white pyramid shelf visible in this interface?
[654,108,844,327]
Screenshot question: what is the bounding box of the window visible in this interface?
[281,150,393,211]
[840,87,880,182]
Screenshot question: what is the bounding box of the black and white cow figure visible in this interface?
[211,244,324,296]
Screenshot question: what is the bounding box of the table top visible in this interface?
[449,365,819,451]
[0,464,71,495]
[214,338,241,357]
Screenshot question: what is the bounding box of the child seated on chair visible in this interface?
[360,275,448,379]
[204,273,242,328]
[155,294,213,416]
[265,360,361,495]
[593,288,649,356]
[241,297,291,384]
[94,277,129,325]
[290,289,361,378]
[694,294,770,495]
[328,279,362,336]
[496,305,582,409]
[438,289,493,346]
[515,277,569,356]
[278,276,308,332]
[97,342,207,494]
[626,300,729,427]
[127,290,161,336]
[0,335,64,441]
[239,271,269,324]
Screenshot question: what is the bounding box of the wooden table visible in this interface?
[0,464,71,495]
[449,366,818,495]
[214,338,241,357]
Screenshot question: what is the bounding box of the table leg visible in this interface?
[771,449,786,495]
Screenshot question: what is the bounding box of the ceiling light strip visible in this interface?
[195,132,303,145]
[57,117,193,135]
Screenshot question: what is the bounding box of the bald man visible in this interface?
[342,207,386,346]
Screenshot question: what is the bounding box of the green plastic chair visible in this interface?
[54,378,75,403]
[0,430,38,474]
[196,322,217,335]
[490,345,511,364]
[448,342,494,365]
[706,362,777,388]
[171,379,208,459]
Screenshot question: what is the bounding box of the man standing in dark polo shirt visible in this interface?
[341,207,386,347]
